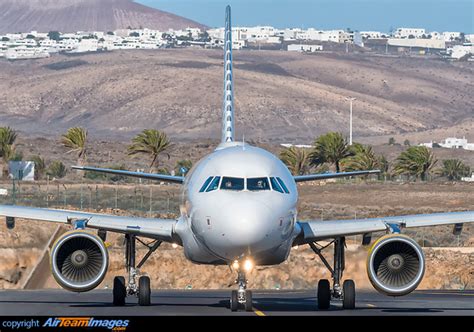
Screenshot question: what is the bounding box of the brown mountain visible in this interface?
[0,49,472,144]
[0,0,206,33]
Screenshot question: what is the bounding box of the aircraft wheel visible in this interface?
[317,279,331,310]
[230,290,239,312]
[113,276,126,306]
[244,290,253,312]
[342,280,356,309]
[138,276,151,306]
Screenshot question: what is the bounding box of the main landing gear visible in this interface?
[230,268,253,312]
[310,237,356,310]
[113,234,162,306]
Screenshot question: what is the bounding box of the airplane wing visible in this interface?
[295,211,474,244]
[294,170,380,182]
[0,205,178,243]
[72,166,184,184]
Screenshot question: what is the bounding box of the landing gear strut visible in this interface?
[230,270,253,312]
[310,237,356,310]
[113,234,161,306]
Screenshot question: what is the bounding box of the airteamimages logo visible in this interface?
[42,317,129,330]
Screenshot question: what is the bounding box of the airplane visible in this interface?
[1,5,473,312]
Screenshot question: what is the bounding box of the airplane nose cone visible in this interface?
[209,199,276,258]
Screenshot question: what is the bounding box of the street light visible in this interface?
[345,97,356,145]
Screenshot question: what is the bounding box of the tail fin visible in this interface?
[221,5,235,143]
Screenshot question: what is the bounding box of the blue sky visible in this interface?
[138,0,473,33]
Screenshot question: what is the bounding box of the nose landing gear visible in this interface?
[230,270,253,312]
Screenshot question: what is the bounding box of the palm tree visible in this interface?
[61,127,88,165]
[310,132,354,172]
[0,127,18,177]
[279,146,311,176]
[30,155,46,180]
[440,159,470,181]
[341,143,381,172]
[175,159,193,176]
[128,129,170,170]
[394,146,437,181]
[47,161,67,179]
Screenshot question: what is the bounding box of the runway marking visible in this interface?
[253,309,266,316]
[422,292,474,297]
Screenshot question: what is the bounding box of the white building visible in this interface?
[9,161,35,181]
[447,44,474,59]
[67,38,99,53]
[465,34,474,43]
[394,28,426,39]
[439,137,474,150]
[5,46,50,60]
[288,44,323,52]
[360,31,383,39]
[296,29,347,43]
[387,38,445,49]
[442,31,461,42]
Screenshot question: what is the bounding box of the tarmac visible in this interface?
[0,289,472,316]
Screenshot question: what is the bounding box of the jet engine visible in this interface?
[367,234,425,296]
[50,231,109,292]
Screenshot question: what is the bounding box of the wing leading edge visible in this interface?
[296,210,474,244]
[294,170,380,182]
[0,205,177,242]
[72,166,184,184]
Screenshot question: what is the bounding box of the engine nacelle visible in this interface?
[367,234,425,296]
[50,231,109,292]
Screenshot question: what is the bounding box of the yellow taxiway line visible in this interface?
[253,308,266,316]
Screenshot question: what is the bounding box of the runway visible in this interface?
[0,289,472,316]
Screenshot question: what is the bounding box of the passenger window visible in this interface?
[276,177,290,194]
[247,177,270,191]
[270,177,284,193]
[199,176,214,193]
[221,177,244,191]
[206,176,221,192]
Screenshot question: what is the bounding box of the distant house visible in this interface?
[8,161,35,181]
[287,44,323,53]
[419,137,474,151]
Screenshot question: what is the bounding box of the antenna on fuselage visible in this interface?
[221,5,235,143]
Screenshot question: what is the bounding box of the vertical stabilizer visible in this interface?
[221,5,235,143]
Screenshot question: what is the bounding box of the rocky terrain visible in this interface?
[0,49,472,144]
[0,0,205,33]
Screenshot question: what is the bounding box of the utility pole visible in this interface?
[346,97,356,145]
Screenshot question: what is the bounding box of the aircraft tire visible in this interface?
[113,276,126,306]
[317,279,331,310]
[342,280,356,309]
[138,276,151,306]
[230,290,239,311]
[244,290,253,312]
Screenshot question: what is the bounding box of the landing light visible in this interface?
[232,260,239,270]
[243,259,254,272]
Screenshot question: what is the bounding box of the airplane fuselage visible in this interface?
[174,143,301,265]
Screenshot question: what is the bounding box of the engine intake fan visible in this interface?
[367,234,425,296]
[50,231,109,292]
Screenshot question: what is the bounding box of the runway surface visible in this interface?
[0,289,472,316]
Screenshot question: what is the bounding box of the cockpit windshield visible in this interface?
[199,176,214,192]
[221,177,245,191]
[199,176,289,194]
[206,176,221,192]
[247,177,270,191]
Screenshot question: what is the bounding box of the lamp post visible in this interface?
[346,97,356,145]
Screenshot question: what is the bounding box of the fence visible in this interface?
[0,180,181,217]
